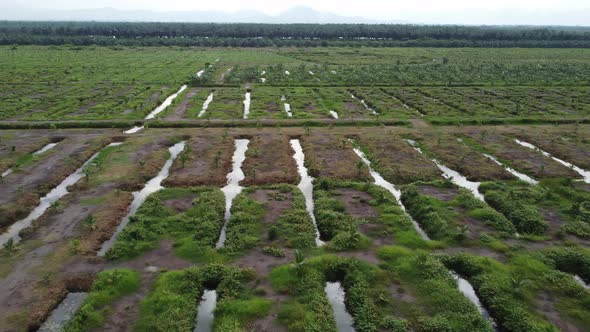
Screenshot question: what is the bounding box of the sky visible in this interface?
[7,0,590,25]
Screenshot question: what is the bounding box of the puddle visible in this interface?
[483,154,538,185]
[193,290,217,332]
[309,71,315,75]
[290,139,324,247]
[243,92,251,119]
[285,70,290,75]
[350,93,378,115]
[329,111,339,119]
[0,143,123,247]
[38,292,87,332]
[196,69,205,78]
[515,139,590,183]
[145,85,188,120]
[216,139,250,248]
[406,139,484,201]
[1,142,59,178]
[325,282,355,332]
[124,126,144,134]
[198,92,215,118]
[97,141,186,256]
[260,77,267,83]
[574,275,590,290]
[351,144,429,240]
[451,271,497,330]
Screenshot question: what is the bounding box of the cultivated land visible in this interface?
[1,44,590,332]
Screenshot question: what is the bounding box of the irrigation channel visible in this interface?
[124,85,187,134]
[243,92,252,119]
[350,142,430,240]
[350,93,378,116]
[215,139,250,248]
[325,282,355,332]
[193,290,217,332]
[483,153,539,185]
[290,139,325,247]
[38,293,88,332]
[0,142,123,247]
[281,95,293,117]
[450,272,497,330]
[515,139,590,183]
[1,141,59,178]
[406,139,485,201]
[198,92,215,118]
[97,141,186,256]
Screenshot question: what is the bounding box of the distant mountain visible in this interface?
[0,5,399,24]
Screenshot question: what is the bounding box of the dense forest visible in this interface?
[1,21,589,47]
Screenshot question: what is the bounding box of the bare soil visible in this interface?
[242,133,299,186]
[250,189,293,224]
[165,87,200,121]
[334,188,377,218]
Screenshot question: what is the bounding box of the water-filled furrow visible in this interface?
[243,92,251,119]
[483,153,538,185]
[1,142,60,178]
[124,126,144,134]
[350,93,378,115]
[0,142,123,247]
[290,139,324,246]
[329,111,339,119]
[193,290,217,332]
[451,272,497,330]
[281,95,293,117]
[198,92,215,118]
[515,139,590,183]
[38,292,87,332]
[145,85,188,120]
[196,69,205,78]
[97,141,186,256]
[325,282,355,332]
[215,139,250,248]
[406,139,485,201]
[351,144,430,240]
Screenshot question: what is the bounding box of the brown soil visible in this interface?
[417,185,459,202]
[301,131,371,181]
[333,188,377,218]
[162,195,196,212]
[242,133,299,186]
[165,87,200,121]
[358,132,441,184]
[165,132,234,187]
[249,189,293,224]
[463,129,579,179]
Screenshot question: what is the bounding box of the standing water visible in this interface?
[329,111,339,119]
[350,93,378,116]
[1,142,60,178]
[483,153,538,185]
[0,142,123,247]
[193,290,217,332]
[38,293,88,332]
[350,143,429,240]
[451,272,497,330]
[198,93,215,118]
[290,139,325,247]
[97,141,186,256]
[515,139,590,183]
[243,92,252,119]
[325,282,355,332]
[574,275,590,290]
[281,95,293,117]
[406,139,485,201]
[216,139,250,248]
[196,69,205,78]
[145,85,188,120]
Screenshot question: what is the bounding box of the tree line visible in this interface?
[1,21,589,48]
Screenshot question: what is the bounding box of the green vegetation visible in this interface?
[64,269,140,332]
[136,264,270,331]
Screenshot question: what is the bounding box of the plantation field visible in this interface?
[1,125,590,332]
[1,46,590,123]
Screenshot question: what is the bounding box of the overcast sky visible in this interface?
[7,0,590,25]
